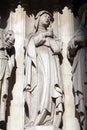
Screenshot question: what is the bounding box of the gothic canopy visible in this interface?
[0,0,86,20]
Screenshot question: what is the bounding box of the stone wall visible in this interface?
[3,5,86,130]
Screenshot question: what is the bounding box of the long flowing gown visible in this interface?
[24,30,63,125]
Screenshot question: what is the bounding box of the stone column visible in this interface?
[60,7,80,130]
[6,5,26,130]
[25,14,34,36]
[47,9,80,130]
[52,12,61,38]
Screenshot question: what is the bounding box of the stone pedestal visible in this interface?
[25,126,61,130]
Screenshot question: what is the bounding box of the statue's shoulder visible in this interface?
[26,30,36,40]
[24,31,36,53]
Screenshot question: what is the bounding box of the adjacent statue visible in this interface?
[67,10,87,130]
[0,30,15,129]
[24,11,64,129]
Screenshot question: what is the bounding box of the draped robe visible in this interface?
[24,30,63,125]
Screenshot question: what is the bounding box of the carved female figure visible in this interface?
[0,30,15,130]
[24,11,64,129]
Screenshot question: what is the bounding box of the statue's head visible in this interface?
[34,10,54,32]
[4,30,15,49]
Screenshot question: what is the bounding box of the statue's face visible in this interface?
[4,30,15,49]
[39,13,51,27]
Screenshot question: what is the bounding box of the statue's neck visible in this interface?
[38,25,47,32]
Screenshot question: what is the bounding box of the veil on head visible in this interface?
[34,10,54,32]
[24,11,54,51]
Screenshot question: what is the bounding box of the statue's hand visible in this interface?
[74,36,85,47]
[25,85,32,92]
[34,33,46,46]
[25,85,37,93]
[38,37,46,45]
[44,30,53,38]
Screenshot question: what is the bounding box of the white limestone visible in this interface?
[1,5,85,130]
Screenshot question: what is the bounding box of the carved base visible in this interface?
[24,125,61,130]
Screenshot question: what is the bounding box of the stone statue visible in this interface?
[67,10,87,130]
[24,10,64,129]
[0,30,15,130]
